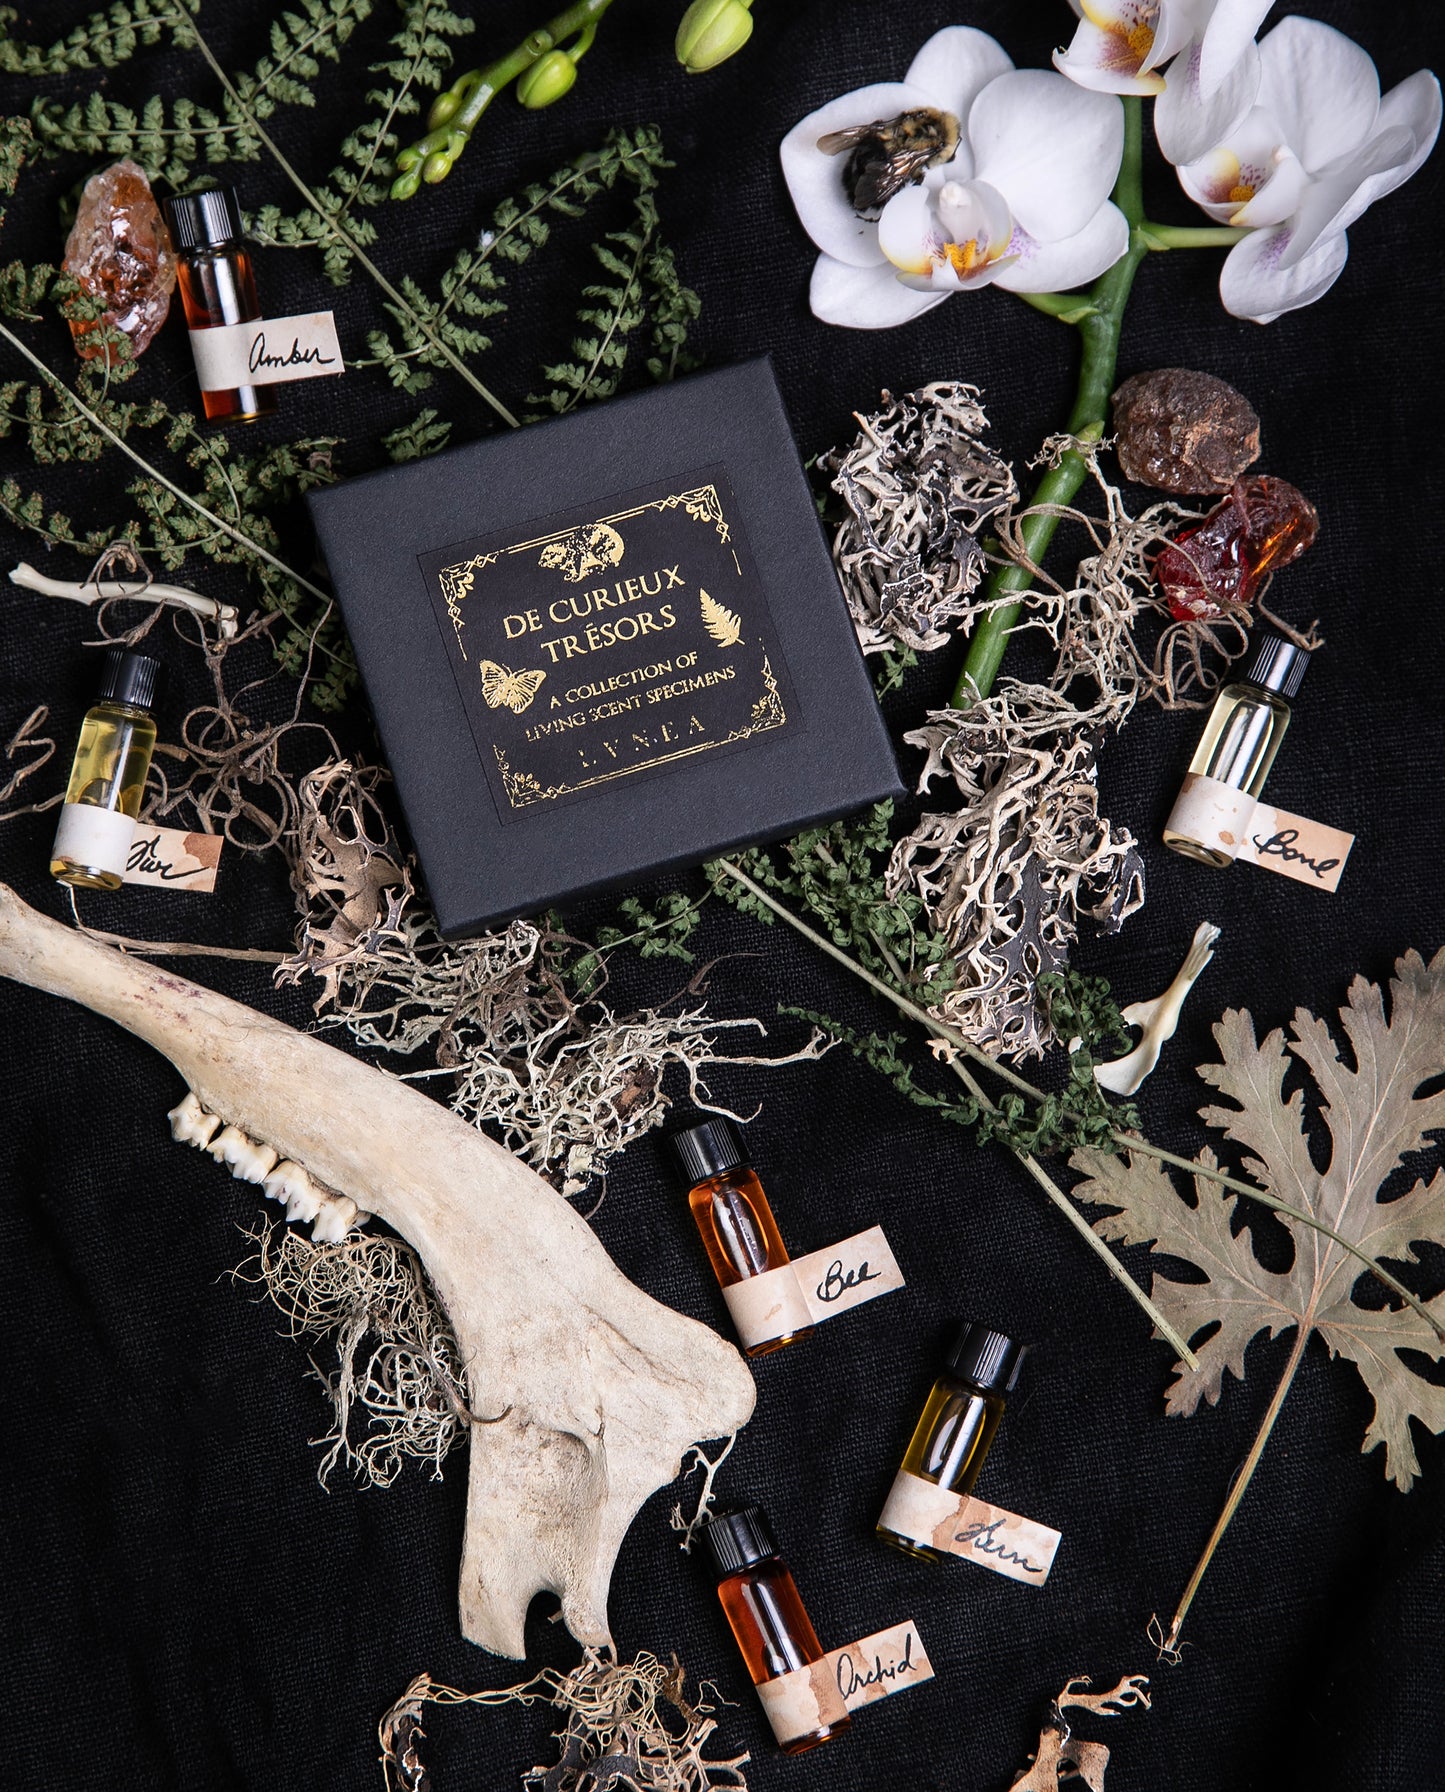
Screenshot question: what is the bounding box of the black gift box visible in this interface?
[307,359,902,936]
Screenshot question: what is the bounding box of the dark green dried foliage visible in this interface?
[782,1008,981,1130]
[26,0,375,183]
[529,133,700,416]
[381,405,451,462]
[252,0,473,282]
[0,0,195,77]
[716,802,957,1003]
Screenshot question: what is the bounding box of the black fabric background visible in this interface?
[2,4,1443,1789]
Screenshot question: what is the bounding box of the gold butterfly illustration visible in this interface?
[479,659,547,714]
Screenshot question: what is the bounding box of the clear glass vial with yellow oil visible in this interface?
[876,1322,1026,1563]
[50,648,162,891]
[1162,634,1310,869]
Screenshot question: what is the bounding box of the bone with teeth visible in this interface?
[170,1092,363,1242]
[0,881,755,1657]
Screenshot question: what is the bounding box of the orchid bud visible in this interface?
[675,0,754,75]
[517,47,579,109]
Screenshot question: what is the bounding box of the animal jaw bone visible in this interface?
[168,1090,365,1242]
[0,881,755,1658]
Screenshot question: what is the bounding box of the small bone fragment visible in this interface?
[1094,922,1221,1096]
[0,880,755,1658]
[10,562,239,638]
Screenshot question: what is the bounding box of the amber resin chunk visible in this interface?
[1155,475,1319,622]
[62,159,177,360]
[1112,367,1261,494]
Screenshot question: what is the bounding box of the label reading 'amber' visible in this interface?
[754,1658,850,1745]
[122,827,224,892]
[188,311,344,391]
[826,1620,934,1711]
[417,466,795,824]
[878,1471,1061,1586]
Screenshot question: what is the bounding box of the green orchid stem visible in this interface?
[395,0,617,192]
[714,856,1199,1369]
[950,101,1246,708]
[1162,1316,1311,1655]
[951,98,1150,707]
[186,21,520,429]
[0,318,332,607]
[1141,222,1252,249]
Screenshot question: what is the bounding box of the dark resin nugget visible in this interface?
[1112,367,1260,494]
[1155,475,1319,621]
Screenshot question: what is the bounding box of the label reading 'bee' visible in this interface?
[418,465,795,822]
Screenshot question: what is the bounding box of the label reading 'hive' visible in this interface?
[418,466,795,823]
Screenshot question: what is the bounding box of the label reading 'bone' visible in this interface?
[122,827,224,892]
[188,311,344,392]
[826,1619,934,1712]
[754,1657,851,1745]
[877,1471,1061,1586]
[720,1225,905,1348]
[1236,802,1354,892]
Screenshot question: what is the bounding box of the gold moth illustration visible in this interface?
[479,659,547,714]
[538,523,625,583]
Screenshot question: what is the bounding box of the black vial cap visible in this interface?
[702,1504,779,1580]
[95,648,162,712]
[1243,633,1309,699]
[667,1116,749,1186]
[946,1322,1026,1397]
[163,186,245,252]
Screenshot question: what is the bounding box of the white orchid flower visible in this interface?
[781,26,1128,330]
[1175,16,1442,322]
[1054,0,1273,165]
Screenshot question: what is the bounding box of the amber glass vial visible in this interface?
[703,1504,850,1755]
[877,1322,1026,1563]
[50,648,162,891]
[163,187,277,424]
[667,1118,812,1356]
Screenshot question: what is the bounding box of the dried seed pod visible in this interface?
[1111,368,1261,494]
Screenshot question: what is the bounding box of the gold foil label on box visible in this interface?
[123,827,223,891]
[792,1225,906,1324]
[826,1620,934,1711]
[1236,803,1354,891]
[417,465,796,824]
[188,311,344,392]
[877,1471,1061,1586]
[754,1658,850,1746]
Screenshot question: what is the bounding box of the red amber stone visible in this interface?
[1155,475,1319,622]
[62,159,177,360]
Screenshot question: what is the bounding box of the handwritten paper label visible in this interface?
[792,1225,906,1325]
[754,1658,850,1745]
[721,1262,814,1350]
[720,1226,905,1349]
[1166,772,1259,859]
[877,1471,1061,1587]
[1236,803,1354,892]
[188,311,344,392]
[826,1620,934,1712]
[51,801,136,877]
[122,827,223,892]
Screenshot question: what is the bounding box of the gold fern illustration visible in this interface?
[700,588,742,648]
